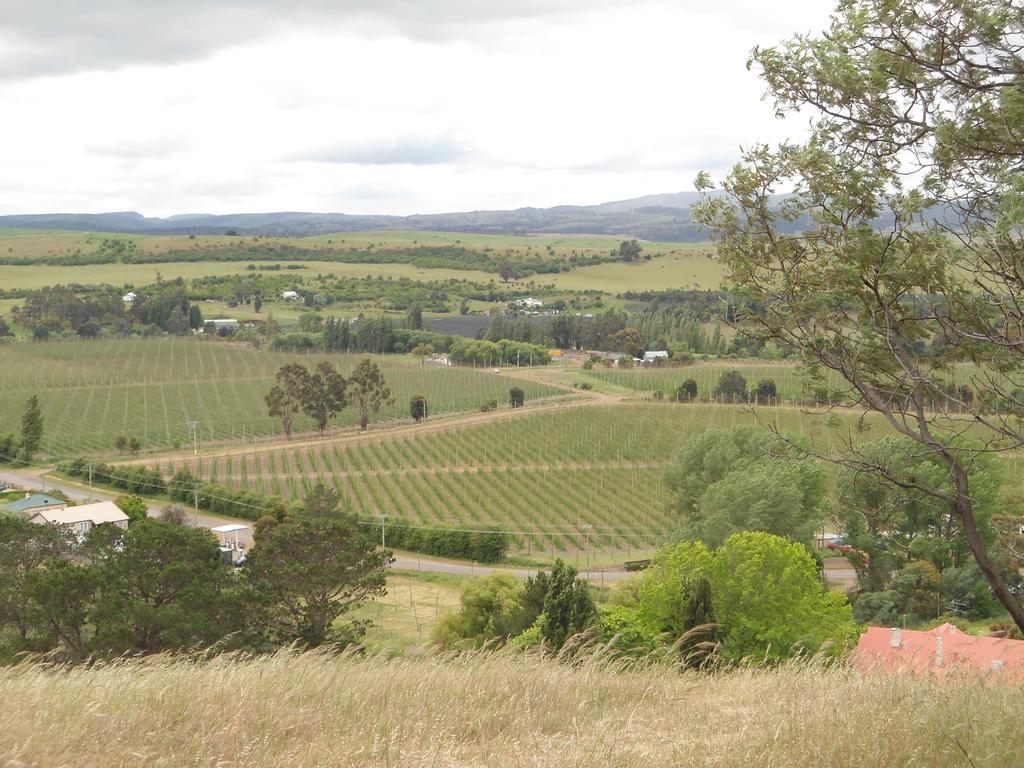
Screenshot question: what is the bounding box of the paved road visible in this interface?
[0,468,632,583]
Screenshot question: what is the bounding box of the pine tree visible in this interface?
[20,395,43,461]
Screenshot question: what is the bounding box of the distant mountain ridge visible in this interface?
[0,193,711,241]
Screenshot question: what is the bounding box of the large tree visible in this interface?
[90,520,238,654]
[0,516,73,644]
[346,358,393,431]
[695,0,1024,631]
[302,361,347,435]
[265,362,310,439]
[243,511,391,647]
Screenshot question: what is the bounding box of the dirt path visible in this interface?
[115,368,623,468]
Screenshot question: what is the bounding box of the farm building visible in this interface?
[1,493,67,516]
[122,291,137,302]
[854,623,1024,679]
[515,297,544,309]
[29,501,130,537]
[642,350,669,364]
[280,290,300,300]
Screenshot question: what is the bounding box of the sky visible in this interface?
[0,0,834,217]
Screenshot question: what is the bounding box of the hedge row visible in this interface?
[59,459,166,496]
[384,523,508,563]
[57,461,509,562]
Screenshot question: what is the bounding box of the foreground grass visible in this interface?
[2,651,1021,767]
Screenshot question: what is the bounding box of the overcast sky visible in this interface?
[0,0,834,217]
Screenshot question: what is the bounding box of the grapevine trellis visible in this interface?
[0,337,562,455]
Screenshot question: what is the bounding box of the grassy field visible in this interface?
[160,402,915,554]
[2,650,1021,767]
[354,571,464,652]
[536,246,723,293]
[0,338,561,456]
[0,227,697,261]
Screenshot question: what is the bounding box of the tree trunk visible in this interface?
[951,465,1024,633]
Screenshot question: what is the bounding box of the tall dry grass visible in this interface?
[1,650,1021,767]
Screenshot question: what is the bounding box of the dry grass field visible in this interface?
[1,651,1020,767]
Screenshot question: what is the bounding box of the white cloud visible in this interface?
[0,0,832,217]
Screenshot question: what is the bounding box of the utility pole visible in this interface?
[190,421,199,456]
[379,513,388,548]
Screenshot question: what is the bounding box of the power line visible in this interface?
[0,450,666,539]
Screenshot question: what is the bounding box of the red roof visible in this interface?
[854,623,1024,679]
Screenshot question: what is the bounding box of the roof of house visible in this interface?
[854,623,1024,678]
[1,494,67,513]
[643,350,669,359]
[30,501,129,526]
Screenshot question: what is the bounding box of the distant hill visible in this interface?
[0,193,711,241]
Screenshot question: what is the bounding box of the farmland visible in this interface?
[157,402,910,554]
[0,338,561,456]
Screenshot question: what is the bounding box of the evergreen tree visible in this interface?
[20,395,43,461]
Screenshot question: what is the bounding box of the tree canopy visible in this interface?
[694,0,1024,631]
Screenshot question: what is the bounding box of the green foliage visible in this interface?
[676,378,698,401]
[520,560,597,652]
[19,395,43,462]
[509,387,525,408]
[631,533,856,663]
[432,573,530,649]
[836,436,1001,597]
[90,520,237,654]
[712,370,747,402]
[0,516,73,645]
[618,239,643,263]
[710,532,857,662]
[636,541,713,636]
[695,458,825,547]
[694,0,1024,629]
[243,512,391,647]
[113,494,148,524]
[449,338,551,367]
[753,379,777,400]
[597,604,659,654]
[301,361,347,435]
[23,560,99,660]
[347,358,393,431]
[410,393,427,422]
[665,426,824,546]
[265,362,310,438]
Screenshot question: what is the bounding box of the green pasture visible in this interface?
[527,246,723,293]
[0,338,561,456]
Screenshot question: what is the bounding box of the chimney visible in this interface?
[890,628,902,648]
[935,636,944,667]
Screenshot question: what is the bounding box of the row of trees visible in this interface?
[265,358,392,437]
[13,280,203,339]
[0,487,390,661]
